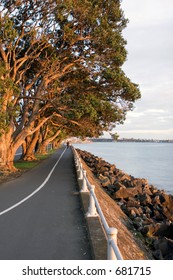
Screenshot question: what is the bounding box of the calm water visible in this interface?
[74,142,173,195]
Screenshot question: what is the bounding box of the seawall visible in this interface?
[77,148,173,260]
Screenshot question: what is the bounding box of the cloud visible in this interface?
[121,0,173,27]
[115,129,173,140]
[116,129,173,134]
[116,0,173,140]
[145,109,166,114]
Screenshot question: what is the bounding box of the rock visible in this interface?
[99,166,109,174]
[162,206,173,222]
[159,193,166,204]
[150,185,158,194]
[133,217,144,230]
[102,171,109,176]
[113,185,142,199]
[140,226,149,235]
[146,223,161,237]
[129,208,137,219]
[98,174,111,187]
[109,164,116,172]
[113,181,126,191]
[121,179,132,188]
[118,173,133,188]
[131,178,148,188]
[142,185,153,196]
[162,194,173,209]
[143,206,152,215]
[153,210,165,222]
[154,223,173,239]
[152,195,161,205]
[152,249,163,260]
[138,193,152,206]
[126,198,140,208]
[126,206,143,219]
[107,175,116,185]
[153,237,173,260]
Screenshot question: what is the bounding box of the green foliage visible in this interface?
[0,0,140,144]
[110,132,119,141]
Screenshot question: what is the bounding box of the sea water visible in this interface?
[73,142,173,195]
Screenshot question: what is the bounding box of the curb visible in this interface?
[76,176,107,260]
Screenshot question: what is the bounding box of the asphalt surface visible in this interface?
[0,147,92,260]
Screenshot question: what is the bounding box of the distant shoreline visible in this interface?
[91,138,173,143]
[69,137,173,144]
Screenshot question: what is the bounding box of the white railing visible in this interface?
[72,146,123,260]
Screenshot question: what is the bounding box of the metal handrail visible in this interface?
[72,146,123,260]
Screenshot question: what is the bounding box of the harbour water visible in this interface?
[73,142,173,195]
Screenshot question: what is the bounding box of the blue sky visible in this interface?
[109,0,173,140]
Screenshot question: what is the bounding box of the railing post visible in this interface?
[76,158,81,172]
[107,227,118,260]
[86,185,98,217]
[78,163,83,180]
[80,170,89,192]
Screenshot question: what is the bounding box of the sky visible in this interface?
[108,0,173,140]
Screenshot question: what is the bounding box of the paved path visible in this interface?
[0,147,92,260]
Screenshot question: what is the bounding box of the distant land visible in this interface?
[91,138,173,143]
[69,137,173,143]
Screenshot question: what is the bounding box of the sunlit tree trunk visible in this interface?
[37,129,61,155]
[0,132,22,172]
[22,130,40,161]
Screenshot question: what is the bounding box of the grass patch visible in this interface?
[14,149,57,171]
[14,161,39,170]
[35,154,48,160]
[35,149,56,159]
[48,148,56,154]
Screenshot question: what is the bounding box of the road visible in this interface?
[0,147,92,260]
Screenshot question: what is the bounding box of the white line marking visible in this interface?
[0,148,67,216]
[15,153,22,156]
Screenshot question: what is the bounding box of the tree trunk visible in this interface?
[0,106,50,173]
[23,130,40,161]
[37,143,48,155]
[0,134,17,173]
[53,140,61,149]
[0,127,34,173]
[37,130,61,155]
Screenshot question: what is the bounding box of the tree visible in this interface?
[110,132,119,141]
[0,0,140,172]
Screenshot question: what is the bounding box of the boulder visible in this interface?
[162,206,173,222]
[142,185,153,196]
[131,178,148,188]
[153,237,173,260]
[113,185,142,199]
[98,174,111,187]
[133,217,144,230]
[107,175,116,185]
[126,206,143,219]
[126,198,140,208]
[113,181,126,191]
[152,195,161,205]
[146,223,161,237]
[154,223,173,239]
[162,194,173,208]
[138,193,152,206]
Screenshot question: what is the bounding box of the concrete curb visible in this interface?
[77,177,107,260]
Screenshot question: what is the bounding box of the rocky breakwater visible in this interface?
[77,149,173,260]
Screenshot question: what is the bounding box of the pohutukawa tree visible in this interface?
[0,0,140,172]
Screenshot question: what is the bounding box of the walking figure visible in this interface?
[66,141,70,149]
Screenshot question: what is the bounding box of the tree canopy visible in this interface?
[0,0,140,172]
